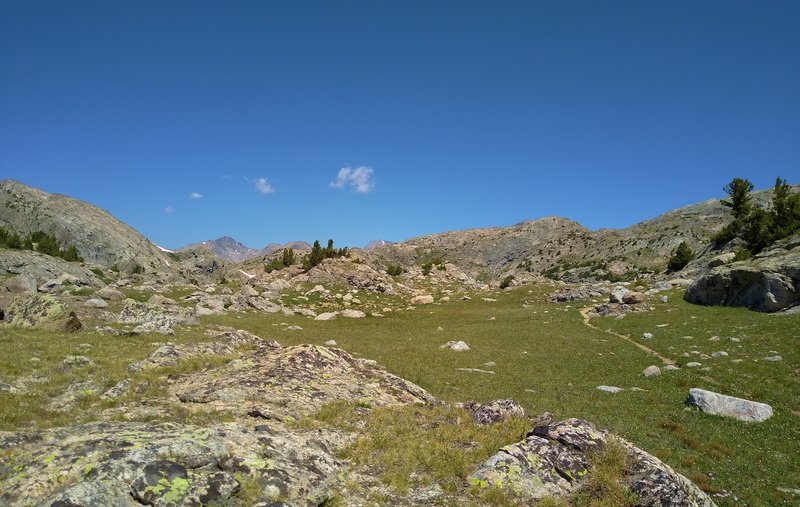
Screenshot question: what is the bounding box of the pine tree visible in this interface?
[667,241,694,272]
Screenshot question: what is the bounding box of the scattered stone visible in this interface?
[147,294,177,306]
[411,294,434,305]
[643,365,661,377]
[306,284,327,295]
[711,351,729,358]
[660,295,670,303]
[101,379,133,400]
[340,309,366,319]
[60,311,83,332]
[622,292,644,304]
[437,326,444,331]
[763,355,783,362]
[234,284,258,298]
[285,325,303,331]
[664,365,680,371]
[596,385,623,393]
[47,381,100,411]
[464,399,525,425]
[440,340,470,352]
[655,323,669,328]
[642,332,654,340]
[96,286,126,301]
[58,355,95,372]
[456,368,494,374]
[483,361,496,367]
[708,252,736,268]
[0,381,20,394]
[609,286,629,303]
[324,340,337,347]
[686,388,773,423]
[84,298,108,308]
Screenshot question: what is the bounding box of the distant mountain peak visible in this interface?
[364,239,393,250]
[178,236,259,263]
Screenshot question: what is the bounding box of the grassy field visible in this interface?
[0,283,797,505]
[205,285,800,506]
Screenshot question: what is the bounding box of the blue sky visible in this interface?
[2,1,798,249]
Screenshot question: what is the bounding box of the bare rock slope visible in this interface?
[0,180,171,273]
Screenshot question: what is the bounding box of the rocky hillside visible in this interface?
[178,236,259,263]
[259,240,312,256]
[0,180,171,274]
[371,188,786,282]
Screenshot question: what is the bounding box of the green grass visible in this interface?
[201,285,799,506]
[0,324,240,430]
[300,402,531,496]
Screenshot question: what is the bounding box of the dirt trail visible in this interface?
[579,306,676,365]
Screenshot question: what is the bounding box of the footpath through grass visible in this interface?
[206,285,800,506]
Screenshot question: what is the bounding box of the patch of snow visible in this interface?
[239,269,256,279]
[157,245,175,253]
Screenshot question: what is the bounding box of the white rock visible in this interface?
[685,362,702,368]
[643,365,661,377]
[324,340,337,346]
[340,309,366,319]
[664,364,680,371]
[411,295,434,305]
[440,340,470,352]
[711,351,728,358]
[314,312,338,321]
[285,325,303,331]
[84,298,108,308]
[687,388,773,422]
[642,332,654,340]
[763,355,782,362]
[597,385,623,393]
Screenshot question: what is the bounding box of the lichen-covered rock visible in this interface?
[127,341,242,372]
[0,421,342,506]
[686,388,773,423]
[57,355,95,372]
[173,344,435,421]
[47,381,101,411]
[3,293,68,327]
[118,299,197,334]
[469,418,715,506]
[463,399,525,425]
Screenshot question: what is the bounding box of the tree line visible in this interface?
[0,227,84,262]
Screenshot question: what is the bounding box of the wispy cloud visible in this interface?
[253,177,276,195]
[164,205,173,214]
[189,192,203,200]
[330,166,375,194]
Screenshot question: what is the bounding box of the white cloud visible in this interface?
[189,192,203,200]
[330,166,375,194]
[164,205,173,214]
[253,177,276,195]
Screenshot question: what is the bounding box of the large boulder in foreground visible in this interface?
[684,240,799,312]
[469,418,714,506]
[0,421,341,507]
[686,388,773,423]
